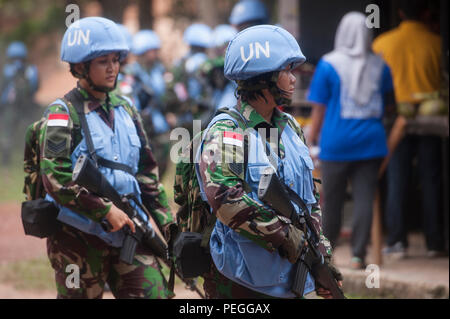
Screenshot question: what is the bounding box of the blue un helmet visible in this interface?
[183,23,212,48]
[224,25,305,81]
[61,17,129,63]
[6,41,27,59]
[212,24,238,48]
[229,0,269,28]
[116,23,133,50]
[131,30,161,56]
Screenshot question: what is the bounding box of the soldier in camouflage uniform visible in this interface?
[40,17,173,299]
[197,25,342,299]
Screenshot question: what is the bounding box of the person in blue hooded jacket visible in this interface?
[306,12,395,269]
[0,41,39,164]
[39,17,173,299]
[197,25,342,299]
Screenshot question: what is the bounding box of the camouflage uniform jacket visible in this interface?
[39,84,173,226]
[198,101,332,257]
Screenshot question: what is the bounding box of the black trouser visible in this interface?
[320,158,382,260]
[385,135,443,251]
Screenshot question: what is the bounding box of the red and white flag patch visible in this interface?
[47,114,69,127]
[223,131,243,147]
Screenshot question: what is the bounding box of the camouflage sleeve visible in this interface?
[199,120,289,253]
[310,185,333,258]
[40,103,112,222]
[128,105,173,227]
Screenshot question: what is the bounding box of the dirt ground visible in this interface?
[0,202,199,299]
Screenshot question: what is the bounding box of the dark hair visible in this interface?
[69,62,90,79]
[399,0,429,20]
[236,71,278,103]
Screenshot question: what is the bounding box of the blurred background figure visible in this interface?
[199,24,238,113]
[0,41,39,165]
[372,0,446,258]
[122,29,171,177]
[114,23,133,96]
[165,22,213,131]
[229,0,269,31]
[307,12,395,269]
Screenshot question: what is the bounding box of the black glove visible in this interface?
[278,224,307,264]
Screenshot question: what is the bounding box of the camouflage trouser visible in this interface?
[47,224,171,299]
[202,263,276,299]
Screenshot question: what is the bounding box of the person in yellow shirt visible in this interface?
[372,0,445,258]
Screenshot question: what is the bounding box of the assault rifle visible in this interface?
[257,171,346,299]
[72,154,205,298]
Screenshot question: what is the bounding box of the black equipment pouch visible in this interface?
[172,232,211,279]
[21,199,59,238]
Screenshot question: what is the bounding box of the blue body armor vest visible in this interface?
[196,109,318,298]
[45,98,151,247]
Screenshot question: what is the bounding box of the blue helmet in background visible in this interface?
[7,41,27,59]
[131,30,161,55]
[183,23,212,48]
[229,0,269,26]
[212,24,238,48]
[224,25,306,81]
[116,23,133,50]
[61,17,129,63]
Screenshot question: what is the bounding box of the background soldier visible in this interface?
[0,41,39,164]
[165,23,213,131]
[229,0,269,32]
[199,24,238,112]
[124,29,171,177]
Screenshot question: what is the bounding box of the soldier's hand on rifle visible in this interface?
[278,224,307,264]
[316,257,343,299]
[106,204,136,233]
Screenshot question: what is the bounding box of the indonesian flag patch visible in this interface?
[223,131,243,147]
[47,114,69,127]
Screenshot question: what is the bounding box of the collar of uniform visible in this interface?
[76,82,112,114]
[237,100,290,133]
[399,20,429,32]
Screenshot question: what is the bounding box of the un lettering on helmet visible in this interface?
[224,25,306,81]
[240,41,270,62]
[67,29,90,46]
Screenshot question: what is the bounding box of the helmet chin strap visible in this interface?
[268,72,292,106]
